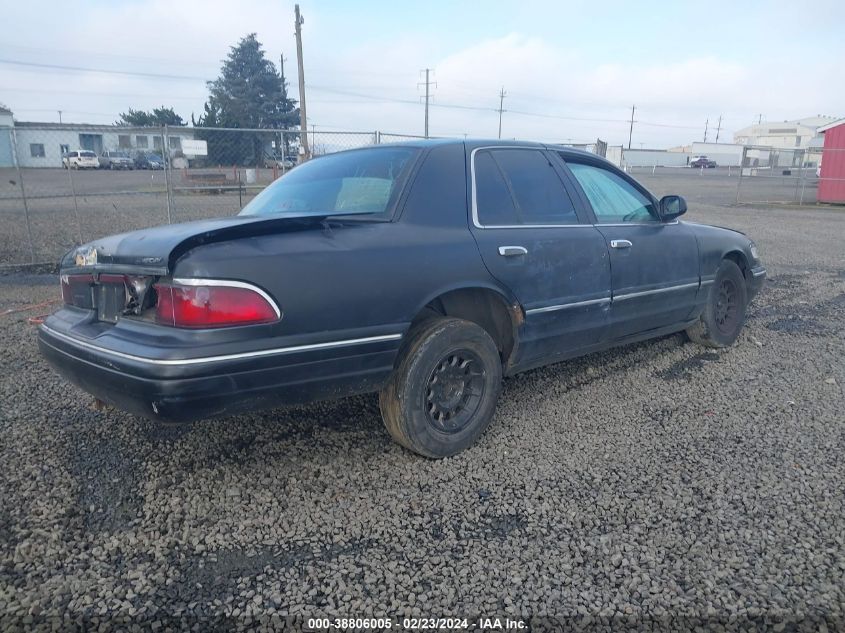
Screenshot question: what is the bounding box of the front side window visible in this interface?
[475,148,578,226]
[566,161,658,223]
[240,147,418,219]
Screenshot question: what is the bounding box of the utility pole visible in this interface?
[294,4,310,160]
[703,117,709,143]
[497,87,507,139]
[627,104,635,149]
[757,114,762,124]
[58,110,62,124]
[715,114,722,143]
[418,69,435,138]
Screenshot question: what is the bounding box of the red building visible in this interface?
[817,118,845,204]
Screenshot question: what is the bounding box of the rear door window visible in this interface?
[474,148,578,226]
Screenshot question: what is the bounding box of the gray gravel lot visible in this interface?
[1,191,844,631]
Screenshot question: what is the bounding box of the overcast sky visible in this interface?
[1,0,843,147]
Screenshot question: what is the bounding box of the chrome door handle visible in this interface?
[498,246,528,257]
[610,239,632,249]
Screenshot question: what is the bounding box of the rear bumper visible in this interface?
[38,318,403,422]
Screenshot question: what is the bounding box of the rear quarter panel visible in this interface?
[171,143,508,342]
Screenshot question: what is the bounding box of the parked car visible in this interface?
[99,150,134,170]
[690,155,717,168]
[39,140,766,458]
[62,150,99,170]
[264,153,296,169]
[134,152,165,170]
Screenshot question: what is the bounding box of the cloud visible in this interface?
[1,6,842,148]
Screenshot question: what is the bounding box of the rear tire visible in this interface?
[686,259,748,348]
[379,317,502,458]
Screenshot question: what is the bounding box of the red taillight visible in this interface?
[60,274,94,305]
[154,281,278,328]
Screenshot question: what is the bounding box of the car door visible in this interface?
[559,155,700,339]
[468,146,612,365]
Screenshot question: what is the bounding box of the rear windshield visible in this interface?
[240,147,418,219]
[111,151,129,158]
[80,151,96,158]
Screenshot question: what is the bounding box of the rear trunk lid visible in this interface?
[60,214,333,323]
[61,215,329,275]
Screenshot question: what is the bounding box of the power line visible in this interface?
[628,104,635,149]
[0,58,209,81]
[0,56,737,137]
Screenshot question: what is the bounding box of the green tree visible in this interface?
[117,106,185,126]
[194,33,299,165]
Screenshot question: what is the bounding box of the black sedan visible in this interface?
[39,140,765,457]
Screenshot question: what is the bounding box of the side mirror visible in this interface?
[659,195,687,221]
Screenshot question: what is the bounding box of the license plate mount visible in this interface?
[95,282,127,323]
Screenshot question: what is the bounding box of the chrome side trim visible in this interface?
[171,277,282,319]
[525,297,611,315]
[614,282,699,302]
[752,268,767,277]
[40,324,402,367]
[700,279,715,286]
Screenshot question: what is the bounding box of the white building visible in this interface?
[733,116,840,149]
[0,106,13,167]
[689,142,745,167]
[0,112,194,168]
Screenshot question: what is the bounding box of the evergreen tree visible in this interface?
[195,34,299,165]
[117,107,184,126]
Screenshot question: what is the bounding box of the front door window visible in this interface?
[566,161,658,224]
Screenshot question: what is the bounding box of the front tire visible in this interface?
[379,317,502,458]
[686,259,748,348]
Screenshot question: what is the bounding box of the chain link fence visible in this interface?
[733,145,841,206]
[0,126,392,266]
[1,125,842,267]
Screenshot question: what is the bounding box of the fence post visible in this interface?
[375,131,381,145]
[65,159,83,245]
[9,128,36,263]
[163,125,173,224]
[735,147,747,204]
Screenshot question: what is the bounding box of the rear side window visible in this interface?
[474,148,578,226]
[240,147,418,219]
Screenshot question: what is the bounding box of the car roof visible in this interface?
[332,138,604,163]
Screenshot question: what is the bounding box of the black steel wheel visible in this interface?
[714,277,740,335]
[686,259,748,348]
[424,349,486,434]
[379,317,502,458]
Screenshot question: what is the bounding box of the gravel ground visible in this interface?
[0,199,844,632]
